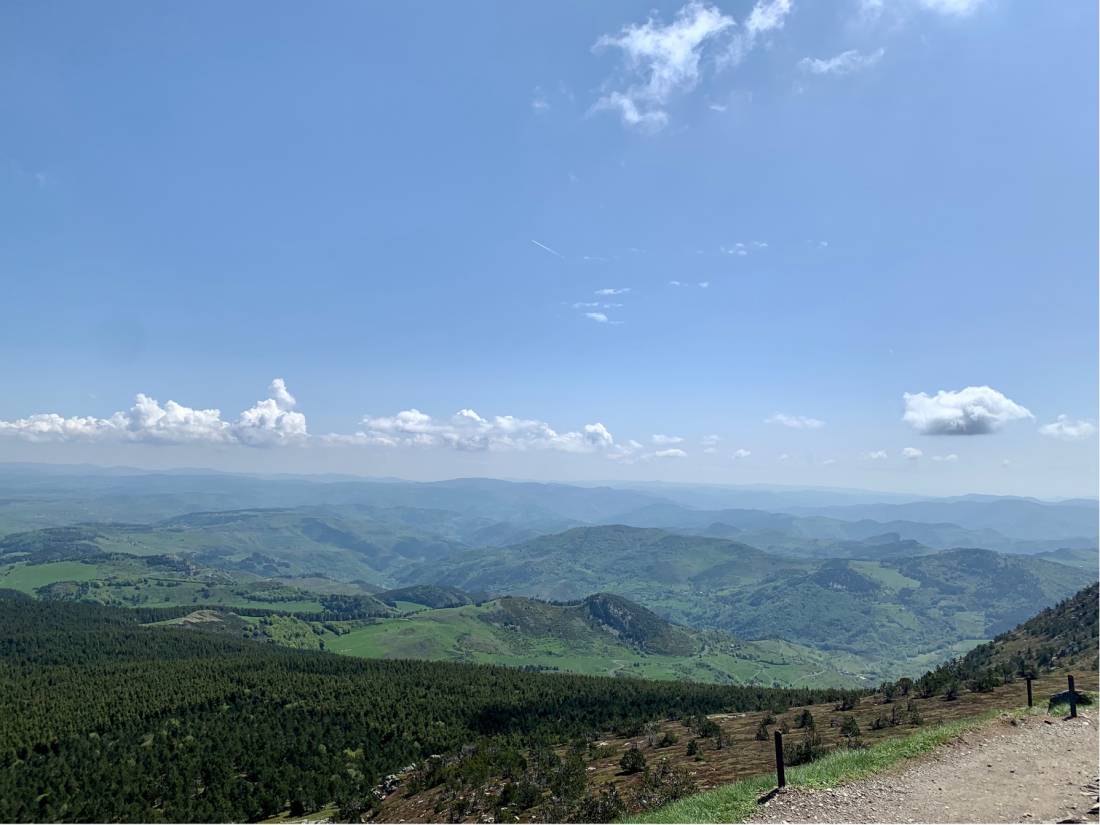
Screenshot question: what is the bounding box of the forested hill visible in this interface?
[0,592,855,823]
[905,582,1099,697]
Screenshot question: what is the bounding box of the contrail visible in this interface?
[530,239,564,260]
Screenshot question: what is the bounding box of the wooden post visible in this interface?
[1026,677,1033,708]
[1068,675,1077,718]
[774,730,786,789]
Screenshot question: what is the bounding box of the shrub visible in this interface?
[573,783,625,824]
[619,747,646,775]
[754,721,769,741]
[632,759,697,809]
[783,729,828,767]
[835,695,857,711]
[840,715,860,740]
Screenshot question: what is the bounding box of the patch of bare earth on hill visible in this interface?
[752,712,1099,824]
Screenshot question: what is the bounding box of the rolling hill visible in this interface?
[413,525,1097,678]
[320,593,864,686]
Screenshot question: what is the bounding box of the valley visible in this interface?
[0,467,1095,685]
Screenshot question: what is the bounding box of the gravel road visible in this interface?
[751,712,1099,824]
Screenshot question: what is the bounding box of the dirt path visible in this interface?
[752,712,1099,824]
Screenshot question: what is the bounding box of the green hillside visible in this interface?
[323,594,864,687]
[417,526,1097,678]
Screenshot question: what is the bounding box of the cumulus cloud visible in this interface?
[931,453,959,462]
[821,458,837,466]
[595,287,631,296]
[1039,415,1097,441]
[902,447,923,460]
[343,408,623,456]
[866,450,888,460]
[766,412,825,430]
[902,386,1033,435]
[585,312,610,323]
[732,448,751,459]
[799,48,885,76]
[650,448,688,459]
[652,434,685,445]
[0,379,307,447]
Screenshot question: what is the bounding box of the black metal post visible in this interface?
[1026,677,1033,708]
[1068,675,1077,718]
[774,730,786,788]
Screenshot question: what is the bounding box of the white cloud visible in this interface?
[650,448,688,459]
[531,87,551,112]
[918,0,985,15]
[822,458,837,466]
[931,453,959,462]
[592,1,735,130]
[902,386,1033,435]
[866,450,889,460]
[1039,415,1097,441]
[902,447,923,460]
[766,412,825,430]
[698,281,710,288]
[701,434,720,454]
[721,243,750,257]
[573,301,601,308]
[592,0,791,130]
[799,48,885,76]
[585,312,610,323]
[719,0,792,68]
[778,453,790,461]
[669,280,683,286]
[652,433,685,445]
[595,287,631,296]
[346,408,622,455]
[0,379,307,447]
[732,448,751,459]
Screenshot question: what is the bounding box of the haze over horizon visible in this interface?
[2,0,1096,498]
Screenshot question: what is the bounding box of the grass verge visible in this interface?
[627,708,1016,824]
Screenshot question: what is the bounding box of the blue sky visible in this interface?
[1,0,1096,497]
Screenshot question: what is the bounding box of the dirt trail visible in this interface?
[752,712,1099,824]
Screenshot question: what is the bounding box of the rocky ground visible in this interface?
[752,711,1100,824]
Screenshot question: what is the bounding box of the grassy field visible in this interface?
[0,561,103,592]
[325,602,866,687]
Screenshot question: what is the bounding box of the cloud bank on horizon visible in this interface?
[0,381,1091,476]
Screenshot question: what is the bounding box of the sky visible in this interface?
[1,0,1097,498]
